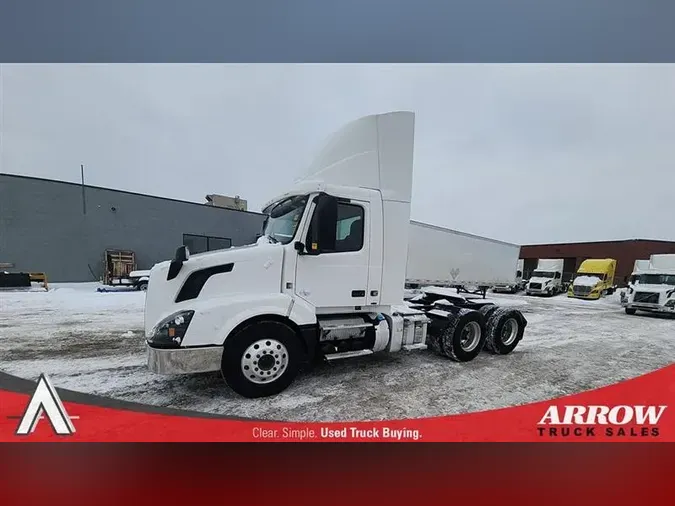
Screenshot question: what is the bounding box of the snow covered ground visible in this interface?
[1,282,673,421]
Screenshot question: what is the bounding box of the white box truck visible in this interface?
[142,111,528,398]
[624,254,675,316]
[525,259,565,296]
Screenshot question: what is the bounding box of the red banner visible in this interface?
[1,364,673,442]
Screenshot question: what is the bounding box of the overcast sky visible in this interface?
[1,64,674,245]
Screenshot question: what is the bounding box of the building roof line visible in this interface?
[0,173,265,217]
[522,238,675,247]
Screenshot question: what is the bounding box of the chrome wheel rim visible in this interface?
[501,318,519,346]
[241,339,288,384]
[460,321,482,352]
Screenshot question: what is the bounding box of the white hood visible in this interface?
[573,275,602,287]
[528,277,553,285]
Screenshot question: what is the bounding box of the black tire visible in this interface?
[221,320,302,398]
[425,328,443,356]
[625,308,637,315]
[439,308,487,362]
[137,281,148,291]
[484,308,527,355]
[478,303,498,321]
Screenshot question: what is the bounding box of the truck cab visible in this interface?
[525,259,564,296]
[567,258,617,299]
[143,111,528,398]
[624,255,675,315]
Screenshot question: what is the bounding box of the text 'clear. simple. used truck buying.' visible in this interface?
[142,111,528,398]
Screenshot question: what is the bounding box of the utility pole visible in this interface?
[80,164,87,215]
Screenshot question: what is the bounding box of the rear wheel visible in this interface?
[221,320,302,398]
[484,308,527,355]
[437,309,487,362]
[478,304,498,321]
[137,281,148,291]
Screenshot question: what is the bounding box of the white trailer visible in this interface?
[525,259,565,296]
[492,259,525,294]
[405,221,520,297]
[624,254,675,316]
[143,111,529,398]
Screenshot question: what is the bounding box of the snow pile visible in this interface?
[573,275,601,287]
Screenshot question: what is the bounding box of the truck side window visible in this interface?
[307,202,364,253]
[335,204,364,252]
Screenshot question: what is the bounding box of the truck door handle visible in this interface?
[351,290,366,298]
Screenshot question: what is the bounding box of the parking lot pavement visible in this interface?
[1,283,673,421]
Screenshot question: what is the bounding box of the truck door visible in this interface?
[294,195,371,309]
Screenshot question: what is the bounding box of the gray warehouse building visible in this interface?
[0,174,267,282]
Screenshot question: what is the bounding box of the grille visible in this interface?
[573,285,592,295]
[634,292,659,304]
[529,283,542,290]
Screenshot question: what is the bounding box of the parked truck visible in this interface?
[620,259,649,306]
[492,259,524,294]
[142,111,528,398]
[406,222,522,297]
[525,259,565,296]
[567,258,617,300]
[624,254,675,316]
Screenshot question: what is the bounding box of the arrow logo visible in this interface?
[15,374,77,436]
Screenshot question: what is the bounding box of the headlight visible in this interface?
[148,310,195,347]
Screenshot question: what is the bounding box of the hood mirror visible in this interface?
[167,246,189,281]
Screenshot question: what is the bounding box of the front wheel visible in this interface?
[221,320,303,398]
[625,308,637,315]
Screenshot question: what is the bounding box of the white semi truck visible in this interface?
[624,254,675,316]
[525,259,565,296]
[143,111,528,398]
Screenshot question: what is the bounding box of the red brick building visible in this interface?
[519,239,675,286]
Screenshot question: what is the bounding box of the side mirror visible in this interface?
[294,241,306,254]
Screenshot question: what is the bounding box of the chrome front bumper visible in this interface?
[146,343,223,374]
[626,303,675,314]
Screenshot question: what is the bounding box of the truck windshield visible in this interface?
[532,270,555,278]
[262,195,308,244]
[638,274,675,286]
